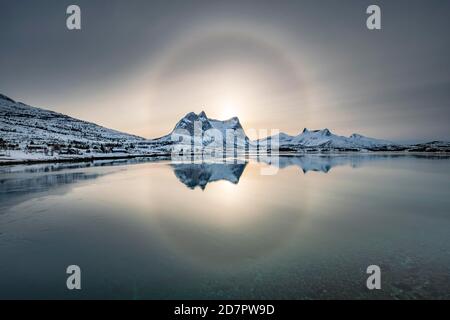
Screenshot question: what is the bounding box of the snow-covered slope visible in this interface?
[0,94,161,162]
[258,128,399,151]
[0,94,144,147]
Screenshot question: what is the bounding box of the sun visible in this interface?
[218,101,239,120]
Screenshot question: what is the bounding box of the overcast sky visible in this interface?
[1,0,449,142]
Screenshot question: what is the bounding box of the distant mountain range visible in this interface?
[0,93,449,164]
[257,128,396,151]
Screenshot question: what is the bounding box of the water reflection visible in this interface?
[0,154,449,299]
[170,154,450,190]
[1,154,449,201]
[255,153,450,173]
[0,157,172,210]
[0,154,381,208]
[171,162,247,189]
[0,167,109,211]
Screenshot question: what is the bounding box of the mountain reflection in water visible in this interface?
[171,162,247,189]
[1,155,449,198]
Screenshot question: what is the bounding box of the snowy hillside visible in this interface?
[0,94,144,146]
[0,94,160,163]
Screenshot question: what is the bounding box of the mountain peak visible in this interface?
[307,128,331,136]
[183,111,197,119]
[227,116,241,125]
[168,110,248,144]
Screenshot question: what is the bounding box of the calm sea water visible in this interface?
[0,155,449,299]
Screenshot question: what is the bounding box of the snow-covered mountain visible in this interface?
[257,128,399,151]
[152,111,249,148]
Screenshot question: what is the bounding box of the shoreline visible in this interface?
[0,151,449,166]
[0,153,171,166]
